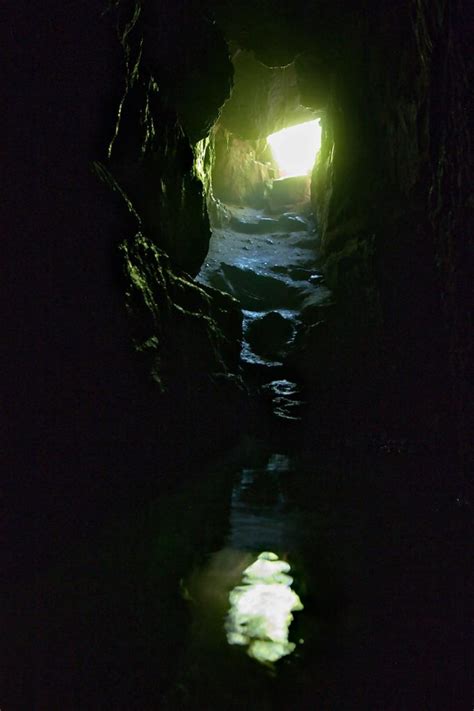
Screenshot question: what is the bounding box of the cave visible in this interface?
[197,49,327,375]
[2,0,472,708]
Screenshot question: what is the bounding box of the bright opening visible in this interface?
[267,119,322,178]
[225,551,303,664]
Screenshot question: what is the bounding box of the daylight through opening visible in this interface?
[267,119,322,178]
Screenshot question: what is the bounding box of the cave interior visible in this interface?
[2,0,472,708]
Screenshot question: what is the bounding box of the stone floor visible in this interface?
[197,204,331,367]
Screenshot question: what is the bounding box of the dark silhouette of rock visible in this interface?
[246,311,294,358]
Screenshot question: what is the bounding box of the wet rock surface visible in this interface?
[246,311,294,359]
[198,203,332,421]
[261,379,305,421]
[198,206,331,342]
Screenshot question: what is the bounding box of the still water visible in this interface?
[160,440,464,710]
[164,442,370,709]
[184,454,306,667]
[7,437,464,709]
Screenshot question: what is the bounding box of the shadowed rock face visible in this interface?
[98,3,247,407]
[142,0,234,144]
[311,0,472,458]
[1,0,247,583]
[105,21,211,278]
[217,50,304,141]
[120,232,243,386]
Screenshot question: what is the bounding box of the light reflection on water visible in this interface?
[185,453,304,666]
[225,551,303,664]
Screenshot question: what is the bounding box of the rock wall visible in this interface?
[100,3,244,396]
[1,0,246,572]
[218,50,306,140]
[211,126,274,207]
[308,0,472,463]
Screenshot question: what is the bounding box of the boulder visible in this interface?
[229,214,279,234]
[268,175,311,211]
[246,311,294,358]
[219,263,304,310]
[212,128,274,208]
[277,213,311,231]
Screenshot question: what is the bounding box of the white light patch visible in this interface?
[225,551,303,664]
[267,119,322,177]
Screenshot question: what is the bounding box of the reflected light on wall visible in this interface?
[225,551,303,664]
[267,119,322,177]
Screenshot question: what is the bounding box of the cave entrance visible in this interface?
[206,50,322,215]
[267,119,322,178]
[196,50,330,380]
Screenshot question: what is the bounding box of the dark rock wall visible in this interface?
[309,0,472,463]
[134,0,233,144]
[423,0,473,478]
[2,0,243,571]
[104,3,220,276]
[107,72,211,277]
[2,1,145,567]
[100,1,245,395]
[119,231,242,389]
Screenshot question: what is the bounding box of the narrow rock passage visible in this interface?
[198,205,332,420]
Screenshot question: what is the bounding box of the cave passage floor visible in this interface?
[198,204,331,366]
